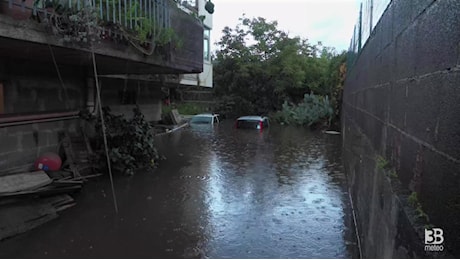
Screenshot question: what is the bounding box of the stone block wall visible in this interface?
[0,58,87,174]
[0,120,81,175]
[343,0,460,257]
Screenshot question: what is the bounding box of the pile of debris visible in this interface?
[0,133,101,241]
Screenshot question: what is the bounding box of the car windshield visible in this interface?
[237,119,260,128]
[190,116,212,124]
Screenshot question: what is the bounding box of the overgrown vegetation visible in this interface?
[86,106,160,175]
[389,169,398,179]
[33,0,182,54]
[408,192,429,222]
[376,155,391,170]
[273,93,334,126]
[213,16,346,127]
[162,103,208,116]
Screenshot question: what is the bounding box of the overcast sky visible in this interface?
[210,0,361,52]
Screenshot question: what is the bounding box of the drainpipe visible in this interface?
[358,2,363,52]
[0,111,80,127]
[369,0,373,35]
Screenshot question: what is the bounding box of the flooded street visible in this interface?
[0,121,358,258]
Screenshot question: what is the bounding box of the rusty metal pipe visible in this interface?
[0,111,80,127]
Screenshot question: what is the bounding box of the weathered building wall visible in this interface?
[342,0,460,258]
[0,58,87,175]
[99,78,163,122]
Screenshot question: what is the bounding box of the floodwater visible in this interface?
[0,121,358,258]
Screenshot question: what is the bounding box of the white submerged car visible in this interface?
[189,113,220,126]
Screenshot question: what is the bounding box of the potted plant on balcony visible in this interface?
[205,0,214,14]
[0,0,35,20]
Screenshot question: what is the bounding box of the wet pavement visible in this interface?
[0,121,358,258]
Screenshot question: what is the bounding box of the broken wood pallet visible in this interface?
[59,131,101,179]
[0,195,75,241]
[0,171,51,194]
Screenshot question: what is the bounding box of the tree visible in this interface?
[213,15,346,122]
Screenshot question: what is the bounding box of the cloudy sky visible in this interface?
[210,0,361,52]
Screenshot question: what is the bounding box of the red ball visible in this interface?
[34,152,62,172]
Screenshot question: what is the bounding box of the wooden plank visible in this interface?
[0,200,58,241]
[41,194,74,207]
[54,180,84,185]
[170,109,182,125]
[0,195,75,241]
[72,173,103,181]
[0,171,52,193]
[0,185,82,198]
[61,133,81,178]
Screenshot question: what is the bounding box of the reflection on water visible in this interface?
[0,121,357,258]
[156,122,357,258]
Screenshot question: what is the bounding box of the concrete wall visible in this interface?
[178,0,213,88]
[99,78,163,122]
[0,58,87,175]
[0,0,204,75]
[180,60,213,88]
[342,0,460,258]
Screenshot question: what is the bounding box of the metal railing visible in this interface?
[3,0,170,40]
[347,0,391,70]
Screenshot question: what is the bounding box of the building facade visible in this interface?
[0,0,207,174]
[177,0,213,88]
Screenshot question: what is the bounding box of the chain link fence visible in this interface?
[347,0,391,70]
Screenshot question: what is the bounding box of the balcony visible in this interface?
[0,0,203,74]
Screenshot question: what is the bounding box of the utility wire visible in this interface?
[348,187,363,258]
[91,50,119,214]
[85,0,119,213]
[48,44,70,108]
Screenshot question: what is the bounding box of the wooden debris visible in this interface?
[60,133,81,179]
[72,173,103,181]
[0,171,51,194]
[42,194,76,212]
[0,184,82,198]
[0,129,101,242]
[0,195,75,241]
[170,109,182,125]
[53,180,84,185]
[323,130,341,135]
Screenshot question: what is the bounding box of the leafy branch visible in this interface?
[85,106,160,175]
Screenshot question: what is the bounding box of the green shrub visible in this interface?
[273,92,334,126]
[376,155,390,170]
[408,192,419,207]
[176,103,208,115]
[214,95,256,118]
[92,106,160,175]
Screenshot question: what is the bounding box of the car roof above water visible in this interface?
[194,113,217,117]
[237,116,266,121]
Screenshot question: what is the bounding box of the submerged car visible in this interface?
[189,113,220,125]
[235,116,269,130]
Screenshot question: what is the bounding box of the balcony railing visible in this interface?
[0,0,203,73]
[2,0,171,47]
